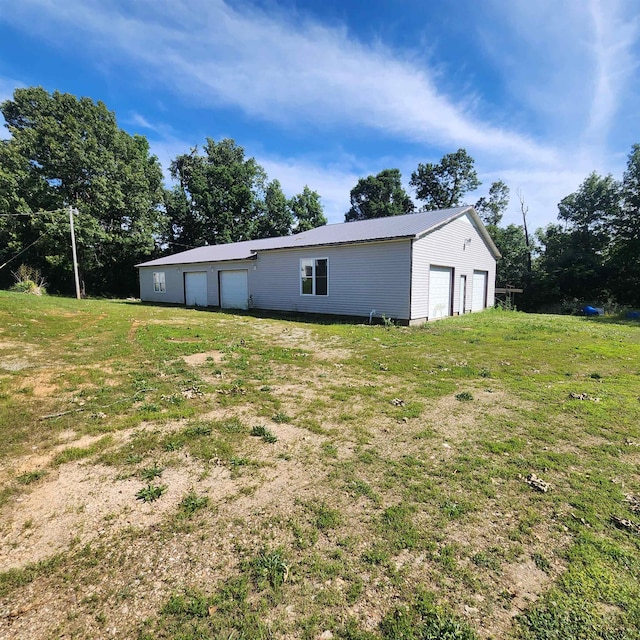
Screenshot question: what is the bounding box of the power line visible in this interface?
[0,228,54,271]
[0,208,67,217]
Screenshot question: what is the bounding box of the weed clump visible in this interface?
[250,548,289,591]
[251,425,278,443]
[136,484,167,502]
[179,491,209,516]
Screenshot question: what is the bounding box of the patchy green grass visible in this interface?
[0,293,639,639]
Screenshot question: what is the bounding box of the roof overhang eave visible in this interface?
[250,235,414,253]
[135,253,258,268]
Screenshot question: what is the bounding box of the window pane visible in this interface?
[301,260,313,294]
[316,277,327,296]
[315,259,327,277]
[153,272,165,293]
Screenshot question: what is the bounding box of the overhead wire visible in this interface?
[0,228,54,271]
[0,208,66,271]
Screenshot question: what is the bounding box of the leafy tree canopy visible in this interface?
[410,148,481,210]
[256,179,294,239]
[167,138,268,247]
[491,224,529,289]
[345,168,414,222]
[475,180,510,227]
[290,186,327,232]
[0,86,164,295]
[557,172,620,238]
[608,144,640,305]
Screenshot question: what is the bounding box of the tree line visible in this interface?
[1,86,638,309]
[344,149,640,310]
[0,87,325,296]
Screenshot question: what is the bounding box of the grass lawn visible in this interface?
[0,291,639,639]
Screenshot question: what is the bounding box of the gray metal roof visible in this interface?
[136,236,285,267]
[137,206,500,267]
[261,206,472,249]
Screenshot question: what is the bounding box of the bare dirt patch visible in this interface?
[182,350,225,366]
[252,322,353,363]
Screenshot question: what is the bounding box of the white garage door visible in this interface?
[185,271,208,307]
[428,266,452,319]
[472,270,488,312]
[220,270,248,310]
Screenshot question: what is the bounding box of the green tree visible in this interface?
[491,224,529,289]
[255,179,293,238]
[290,186,327,232]
[168,139,268,247]
[475,180,510,226]
[534,172,621,305]
[345,168,414,222]
[608,145,640,305]
[558,172,619,239]
[0,87,165,295]
[410,149,481,210]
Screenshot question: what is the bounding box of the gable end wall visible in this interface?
[411,212,496,319]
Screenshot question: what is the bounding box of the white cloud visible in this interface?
[0,0,558,165]
[126,112,162,134]
[260,155,360,224]
[584,0,639,150]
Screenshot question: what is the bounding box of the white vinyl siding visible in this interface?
[428,266,452,319]
[220,270,249,310]
[411,212,496,320]
[472,270,488,312]
[252,240,411,320]
[153,271,165,293]
[184,271,208,307]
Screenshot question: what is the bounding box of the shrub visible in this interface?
[10,265,47,295]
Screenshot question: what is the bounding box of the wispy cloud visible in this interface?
[0,0,558,165]
[126,112,163,134]
[584,0,639,151]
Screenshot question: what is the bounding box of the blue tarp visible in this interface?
[583,306,601,316]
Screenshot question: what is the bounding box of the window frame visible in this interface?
[299,258,328,297]
[153,271,166,294]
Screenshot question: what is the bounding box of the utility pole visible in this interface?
[69,206,81,300]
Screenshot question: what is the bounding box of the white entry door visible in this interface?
[472,270,488,312]
[220,270,248,310]
[428,266,452,319]
[184,271,208,307]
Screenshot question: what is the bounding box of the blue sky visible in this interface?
[0,0,638,230]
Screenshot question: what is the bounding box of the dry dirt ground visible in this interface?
[0,323,564,640]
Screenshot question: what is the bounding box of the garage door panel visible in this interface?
[220,270,248,310]
[472,270,487,312]
[185,272,208,307]
[428,266,452,319]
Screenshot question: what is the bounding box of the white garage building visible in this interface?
[137,206,500,324]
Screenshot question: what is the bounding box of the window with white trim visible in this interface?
[153,271,166,293]
[300,258,328,296]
